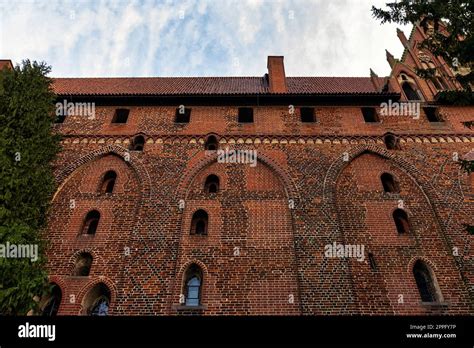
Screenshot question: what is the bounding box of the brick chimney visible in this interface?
[0,60,13,70]
[267,56,287,93]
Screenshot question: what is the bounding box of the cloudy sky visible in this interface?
[0,0,411,78]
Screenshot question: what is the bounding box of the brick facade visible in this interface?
[42,23,474,315]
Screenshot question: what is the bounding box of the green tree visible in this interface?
[0,60,60,315]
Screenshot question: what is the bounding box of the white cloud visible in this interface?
[0,0,411,77]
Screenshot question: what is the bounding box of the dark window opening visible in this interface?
[100,170,117,194]
[413,260,439,302]
[42,284,62,316]
[368,253,377,271]
[402,82,421,101]
[112,109,129,124]
[300,107,316,123]
[362,107,379,123]
[175,107,191,123]
[90,297,110,316]
[204,175,219,193]
[130,135,145,151]
[205,136,218,151]
[423,107,443,122]
[184,264,203,306]
[81,210,100,235]
[393,209,410,234]
[430,77,442,90]
[238,108,254,123]
[384,134,400,150]
[73,253,93,276]
[84,283,111,316]
[190,210,208,235]
[438,77,449,90]
[381,173,400,193]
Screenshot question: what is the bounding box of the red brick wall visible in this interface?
[43,102,474,315]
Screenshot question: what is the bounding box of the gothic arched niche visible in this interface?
[334,151,446,313]
[178,158,300,314]
[45,153,142,282]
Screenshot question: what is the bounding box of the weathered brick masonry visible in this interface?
[38,23,474,315]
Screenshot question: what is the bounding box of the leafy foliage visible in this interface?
[0,60,60,315]
[372,0,473,93]
[372,1,473,172]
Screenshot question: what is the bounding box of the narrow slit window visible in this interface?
[204,175,220,193]
[413,260,440,303]
[393,209,410,234]
[81,210,100,235]
[130,135,145,151]
[368,253,377,271]
[73,253,93,276]
[402,82,421,101]
[381,173,400,193]
[205,136,218,151]
[384,134,400,150]
[100,171,117,194]
[184,264,203,307]
[190,210,208,235]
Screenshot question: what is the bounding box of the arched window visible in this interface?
[393,209,410,234]
[205,136,218,151]
[100,170,117,194]
[402,82,421,101]
[90,296,110,316]
[73,252,93,276]
[42,284,62,316]
[130,135,145,151]
[413,260,440,302]
[204,175,219,193]
[184,264,203,306]
[190,210,208,235]
[82,283,111,316]
[81,210,100,235]
[381,173,400,193]
[384,134,400,150]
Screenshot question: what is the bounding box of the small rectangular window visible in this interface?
[238,108,254,123]
[300,107,316,123]
[175,107,191,123]
[423,107,443,122]
[361,107,379,123]
[112,109,129,123]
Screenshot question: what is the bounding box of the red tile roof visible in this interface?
[52,76,386,96]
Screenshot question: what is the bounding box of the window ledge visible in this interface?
[420,301,449,308]
[173,304,207,311]
[77,234,95,239]
[382,192,401,198]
